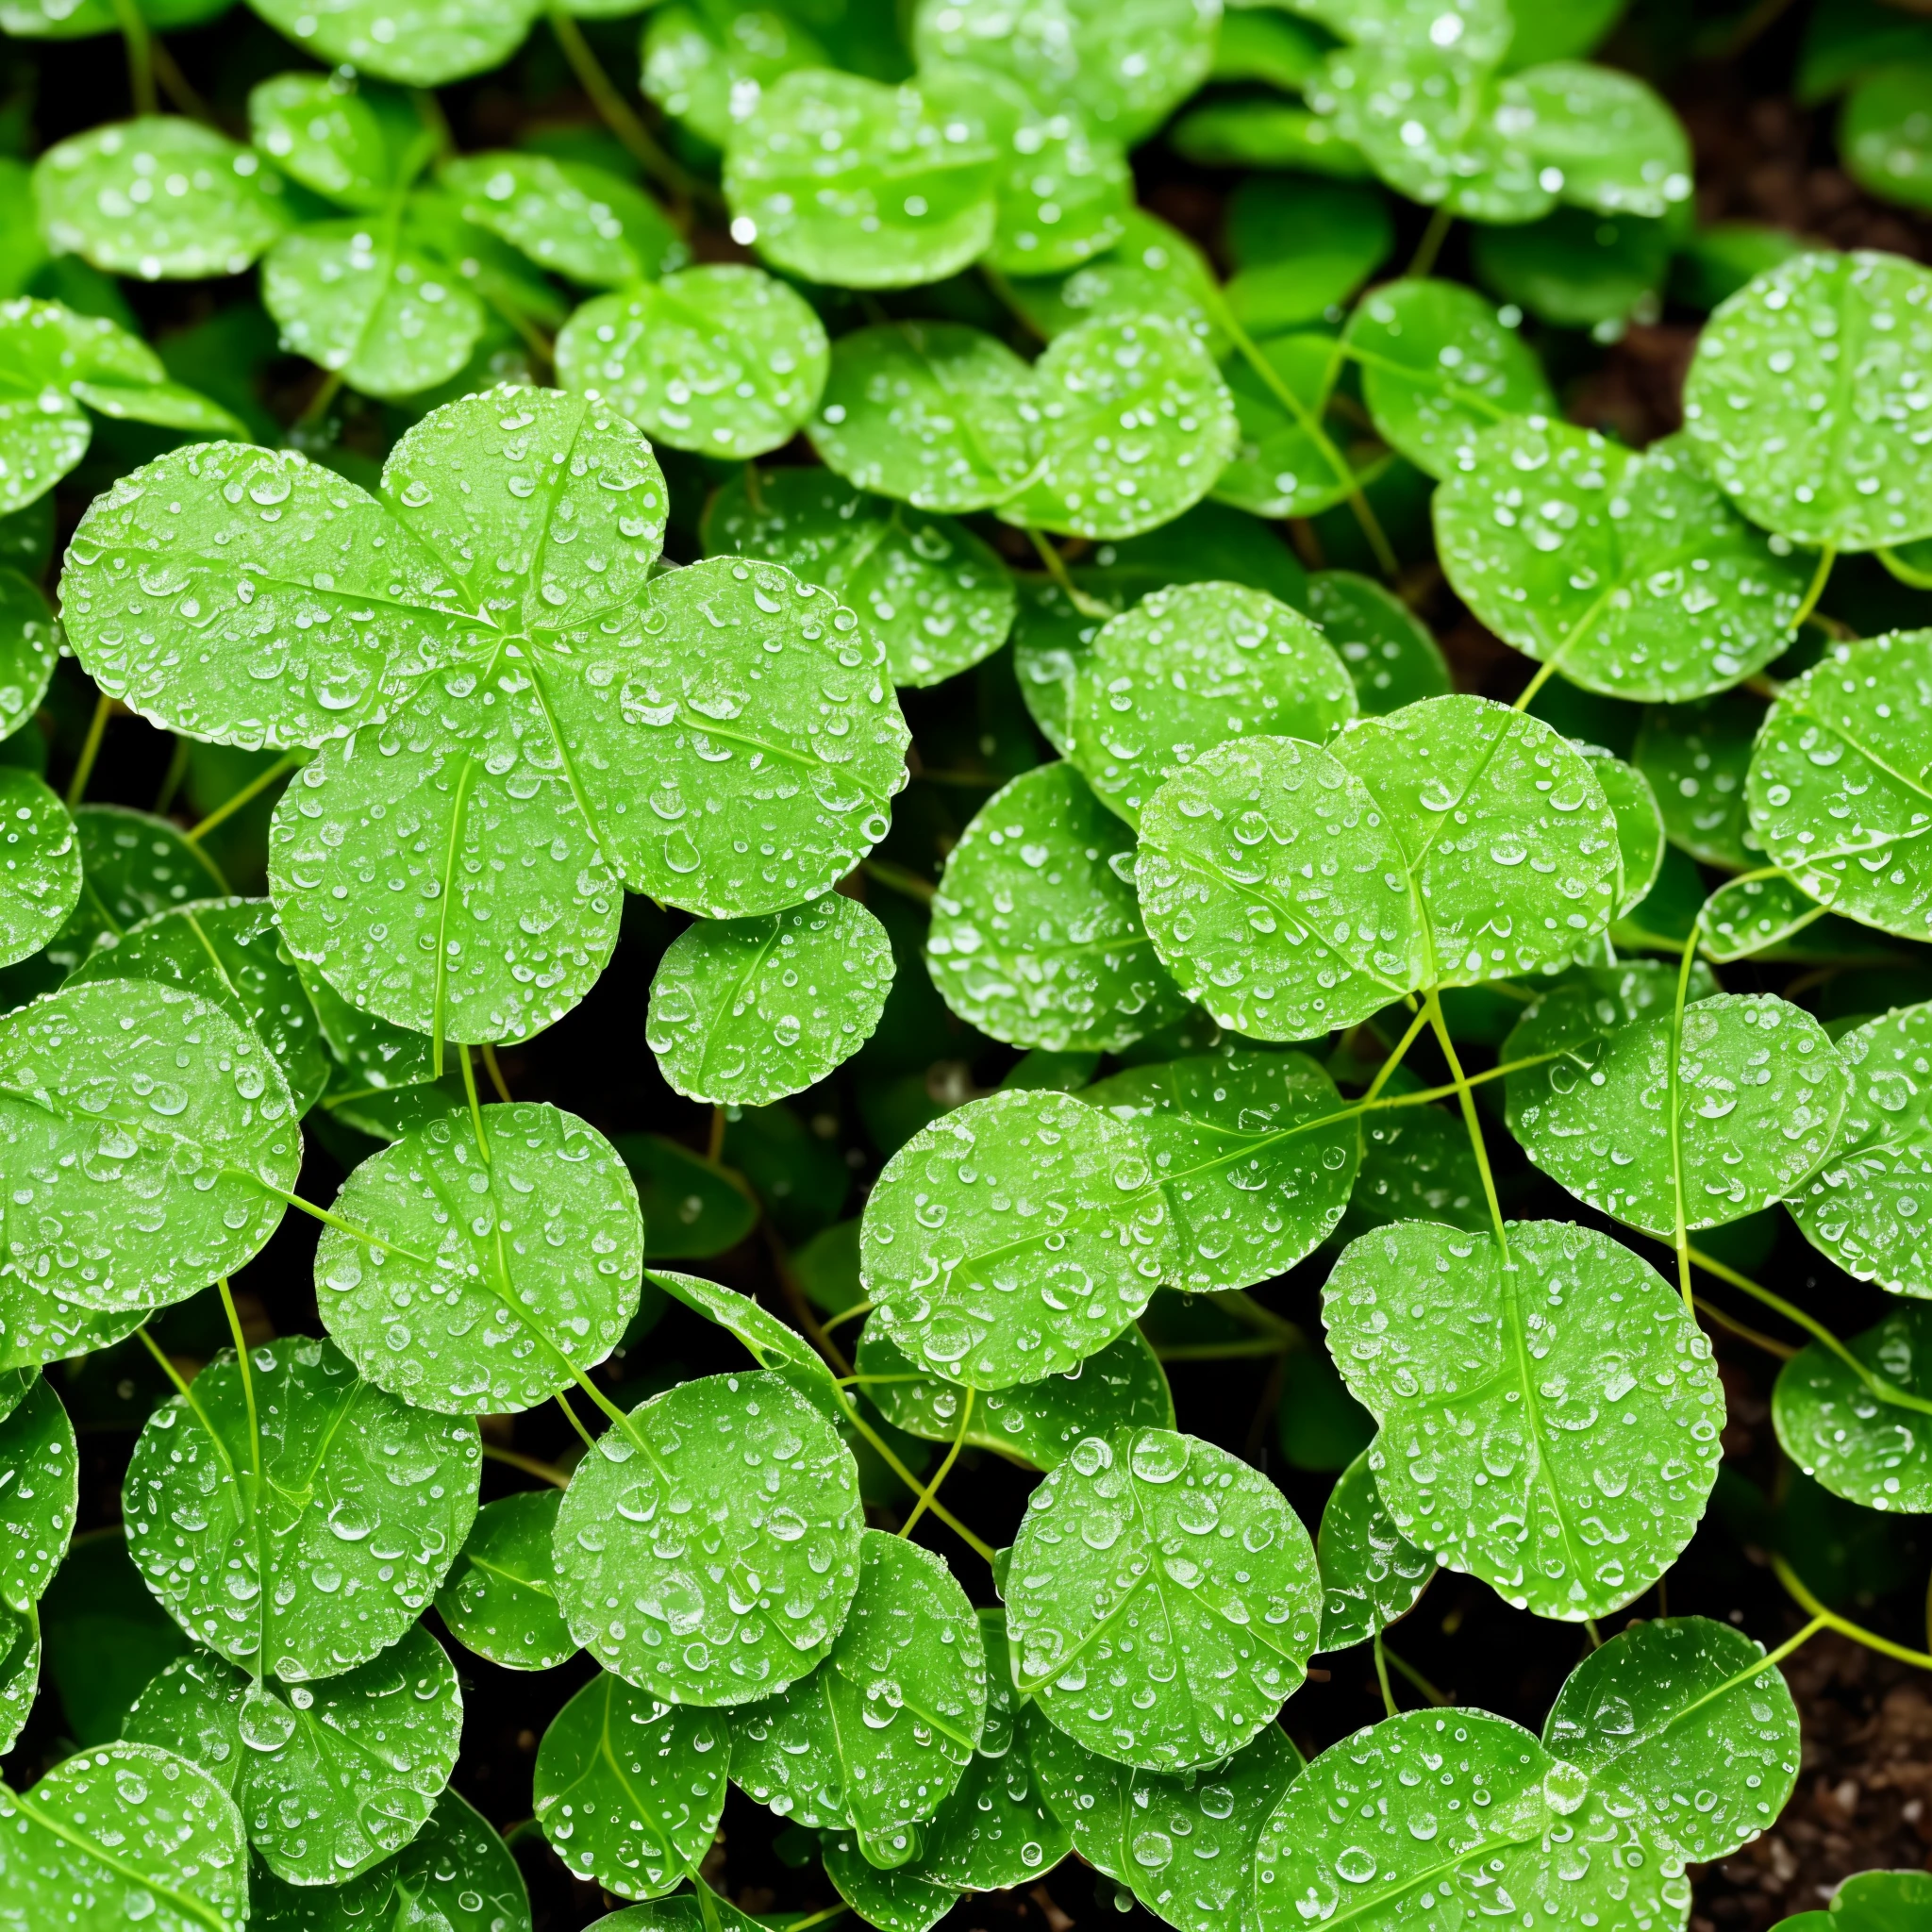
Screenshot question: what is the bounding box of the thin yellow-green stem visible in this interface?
[820,1300,874,1338]
[1879,545,1932,591]
[1373,1628,1398,1717]
[1511,654,1564,714]
[708,1106,726,1163]
[1584,1616,1603,1650]
[184,749,303,845]
[860,857,936,906]
[136,1325,197,1406]
[1382,1642,1450,1707]
[108,0,157,115]
[836,1389,995,1561]
[458,1041,492,1162]
[1360,1002,1429,1105]
[1422,986,1507,1260]
[66,693,113,808]
[901,1387,974,1540]
[1792,542,1838,630]
[483,1443,573,1489]
[1407,204,1454,278]
[1156,1339,1291,1363]
[154,737,191,814]
[481,1042,513,1104]
[215,1278,261,1487]
[1774,1555,1932,1671]
[782,1906,850,1932]
[553,1392,599,1456]
[1025,527,1113,618]
[1665,922,1704,1319]
[1693,1294,1798,1361]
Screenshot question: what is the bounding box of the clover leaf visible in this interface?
[436,1489,576,1670]
[925,760,1189,1055]
[1773,1304,1932,1511]
[0,769,79,968]
[860,1088,1175,1388]
[0,1375,77,1613]
[1324,1220,1723,1619]
[123,1621,463,1884]
[975,75,1133,276]
[247,71,415,210]
[551,1370,864,1705]
[244,0,541,86]
[124,1334,481,1680]
[534,1670,730,1898]
[1314,1445,1434,1652]
[1001,208,1225,352]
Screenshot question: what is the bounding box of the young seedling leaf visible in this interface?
[551,1370,864,1704]
[925,760,1190,1055]
[1773,1304,1932,1511]
[1324,1220,1723,1619]
[860,1088,1175,1389]
[1635,691,1764,872]
[1307,569,1452,716]
[315,1099,645,1415]
[558,265,828,459]
[243,0,541,86]
[0,1375,77,1612]
[0,769,79,968]
[436,1488,577,1671]
[124,1334,481,1679]
[1315,1445,1434,1652]
[122,1620,462,1885]
[441,153,686,289]
[646,895,894,1108]
[534,1670,730,1898]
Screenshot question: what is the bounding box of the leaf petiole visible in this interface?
[1774,1555,1932,1673]
[900,1386,973,1540]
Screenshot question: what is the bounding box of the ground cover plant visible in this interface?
[7,0,1932,1927]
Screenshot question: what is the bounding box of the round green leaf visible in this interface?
[1635,691,1762,872]
[0,305,98,514]
[261,223,487,401]
[558,265,827,458]
[1135,734,1423,1039]
[0,1280,142,1373]
[315,1099,645,1414]
[998,315,1240,541]
[34,118,287,279]
[860,1088,1176,1389]
[251,1789,530,1932]
[1324,1220,1724,1619]
[1773,1305,1932,1512]
[551,1369,864,1705]
[731,1529,985,1865]
[124,1334,481,1680]
[1315,1445,1433,1652]
[808,322,1041,514]
[123,1621,462,1885]
[0,1601,38,1755]
[1746,628,1932,939]
[1211,331,1366,522]
[0,769,79,969]
[925,760,1189,1055]
[647,897,892,1108]
[1542,1614,1800,1865]
[65,896,328,1114]
[0,566,58,734]
[1069,581,1356,827]
[1434,419,1811,701]
[1581,744,1665,918]
[247,72,405,211]
[0,980,300,1313]
[855,1320,1172,1472]
[1695,868,1833,962]
[0,1740,248,1932]
[441,153,686,288]
[1684,250,1932,551]
[702,467,1014,688]
[1001,209,1224,353]
[724,70,1001,290]
[1081,1048,1358,1293]
[534,1669,730,1897]
[1498,59,1691,217]
[1790,1000,1932,1293]
[243,0,541,85]
[980,82,1131,277]
[1352,1096,1486,1232]
[1345,277,1555,480]
[1331,694,1622,985]
[912,0,1221,144]
[435,1488,576,1670]
[0,1377,77,1612]
[1844,62,1932,212]
[641,4,825,149]
[1007,1425,1322,1770]
[1770,1873,1932,1932]
[588,1894,765,1932]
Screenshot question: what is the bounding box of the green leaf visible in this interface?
[1031,1712,1303,1932]
[534,1669,730,1897]
[860,1088,1175,1389]
[1351,1096,1487,1232]
[1135,734,1422,1040]
[1747,628,1932,938]
[724,70,1001,290]
[1305,570,1451,715]
[1081,1049,1357,1293]
[1008,1426,1322,1770]
[998,315,1240,541]
[647,897,893,1108]
[1542,1613,1800,1864]
[925,760,1189,1054]
[1580,744,1665,918]
[1331,694,1622,985]
[42,808,222,983]
[124,1334,481,1679]
[441,153,686,287]
[551,1369,864,1704]
[641,5,826,149]
[702,467,1014,688]
[0,566,57,737]
[0,980,300,1313]
[856,1320,1172,1471]
[1286,0,1513,64]
[731,1529,985,1865]
[1635,691,1763,872]
[252,1788,531,1932]
[1434,419,1812,701]
[1001,210,1225,353]
[558,265,826,459]
[0,1376,77,1611]
[1696,869,1833,961]
[122,1620,462,1884]
[39,1530,189,1745]
[819,1840,959,1932]
[1213,332,1374,523]
[34,119,288,279]
[0,1600,38,1754]
[808,321,1041,514]
[587,1892,766,1932]
[315,1099,645,1414]
[1684,250,1932,551]
[435,1488,576,1670]
[646,1266,839,1415]
[911,0,1221,144]
[1068,582,1356,827]
[978,77,1132,277]
[1773,1304,1932,1511]
[615,1135,758,1262]
[1345,277,1556,480]
[65,896,329,1115]
[261,222,488,401]
[1470,206,1672,330]
[1170,99,1372,178]
[1315,1445,1433,1652]
[1324,1220,1723,1619]
[1224,177,1393,334]
[1844,62,1932,212]
[0,769,79,969]
[1771,1872,1932,1932]
[247,72,410,210]
[243,0,541,85]
[301,958,436,1093]
[0,1740,249,1932]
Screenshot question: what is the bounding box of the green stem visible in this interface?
[553,1391,599,1456]
[1774,1556,1932,1672]
[1373,1628,1398,1718]
[154,737,191,815]
[900,1387,973,1540]
[458,1041,492,1161]
[1359,1002,1428,1105]
[481,1042,513,1104]
[1381,1641,1450,1707]
[835,1388,996,1562]
[1792,542,1838,630]
[1421,985,1507,1262]
[1511,654,1564,715]
[184,749,304,845]
[1407,206,1454,279]
[483,1442,573,1489]
[1024,527,1113,619]
[1693,1293,1798,1361]
[216,1278,262,1488]
[295,368,345,433]
[1156,1339,1291,1362]
[859,857,937,906]
[1665,922,1702,1320]
[819,1300,874,1338]
[108,0,157,116]
[1879,545,1932,592]
[66,693,113,808]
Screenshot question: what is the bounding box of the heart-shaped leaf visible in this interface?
[435,1488,576,1670]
